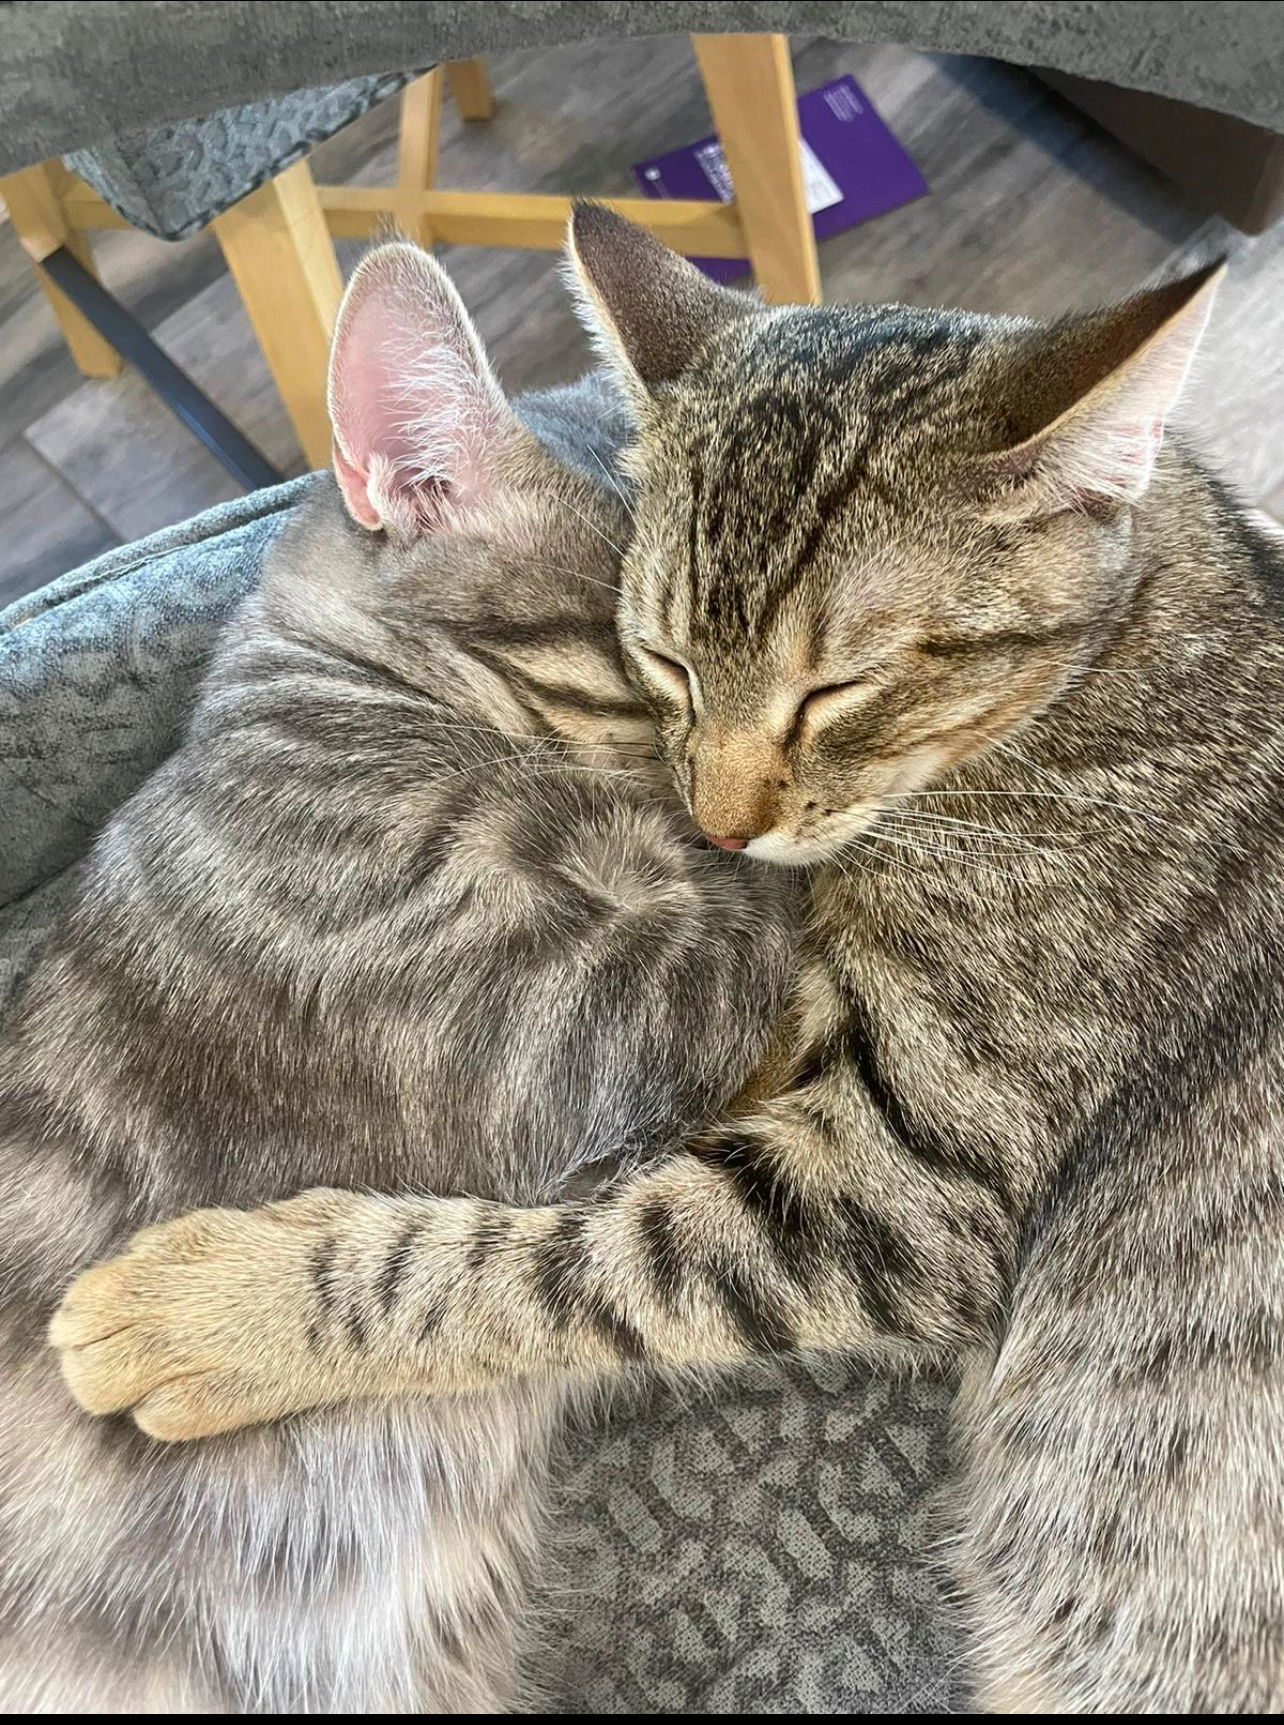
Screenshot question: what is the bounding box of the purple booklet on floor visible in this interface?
[632,74,927,282]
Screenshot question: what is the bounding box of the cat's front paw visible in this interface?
[49,1191,368,1441]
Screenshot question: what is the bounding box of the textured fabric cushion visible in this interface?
[64,70,420,240]
[4,1,1283,178]
[549,1363,960,1713]
[0,378,963,1715]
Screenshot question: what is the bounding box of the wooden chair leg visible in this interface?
[212,160,343,470]
[398,69,445,245]
[690,33,821,306]
[0,161,122,377]
[446,58,495,122]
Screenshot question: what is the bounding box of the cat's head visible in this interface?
[277,241,642,748]
[567,205,1221,865]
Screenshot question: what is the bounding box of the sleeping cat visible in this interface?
[0,243,794,1712]
[61,208,1284,1713]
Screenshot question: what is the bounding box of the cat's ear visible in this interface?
[328,242,518,538]
[974,261,1224,520]
[565,202,757,395]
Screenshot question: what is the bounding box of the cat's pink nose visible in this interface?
[704,833,750,851]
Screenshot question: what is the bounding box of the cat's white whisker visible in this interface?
[582,445,634,512]
[530,561,624,596]
[846,833,938,882]
[876,810,1076,860]
[1055,663,1149,677]
[423,720,655,756]
[885,785,1170,826]
[556,495,629,559]
[868,829,1039,883]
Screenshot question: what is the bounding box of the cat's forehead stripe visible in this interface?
[674,315,989,643]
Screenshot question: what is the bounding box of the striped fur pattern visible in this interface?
[0,259,794,1710]
[57,217,1284,1711]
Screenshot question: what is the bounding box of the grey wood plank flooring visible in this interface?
[0,436,115,608]
[2,34,1282,600]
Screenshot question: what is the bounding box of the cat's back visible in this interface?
[1,634,404,1232]
[0,490,544,1233]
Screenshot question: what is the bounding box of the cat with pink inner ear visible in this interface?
[0,240,792,1713]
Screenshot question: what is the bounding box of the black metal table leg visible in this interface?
[39,246,284,493]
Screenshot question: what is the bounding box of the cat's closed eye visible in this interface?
[793,678,880,731]
[637,645,698,705]
[800,679,870,715]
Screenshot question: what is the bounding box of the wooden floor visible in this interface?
[3,34,1283,607]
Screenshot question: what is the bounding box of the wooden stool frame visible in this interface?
[1,41,819,482]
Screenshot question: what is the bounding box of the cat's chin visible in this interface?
[742,832,848,869]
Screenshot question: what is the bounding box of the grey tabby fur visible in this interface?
[59,211,1284,1713]
[0,247,793,1711]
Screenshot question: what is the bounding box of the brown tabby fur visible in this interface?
[56,213,1284,1712]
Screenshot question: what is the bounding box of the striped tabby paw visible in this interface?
[49,1191,376,1440]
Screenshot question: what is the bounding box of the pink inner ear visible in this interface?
[332,441,382,531]
[989,407,1171,519]
[1083,417,1165,505]
[328,252,506,537]
[1123,418,1165,484]
[1057,409,1170,512]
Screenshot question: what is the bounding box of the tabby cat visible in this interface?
[0,243,794,1711]
[59,207,1284,1713]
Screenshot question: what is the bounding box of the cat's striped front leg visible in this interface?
[52,1092,1010,1438]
